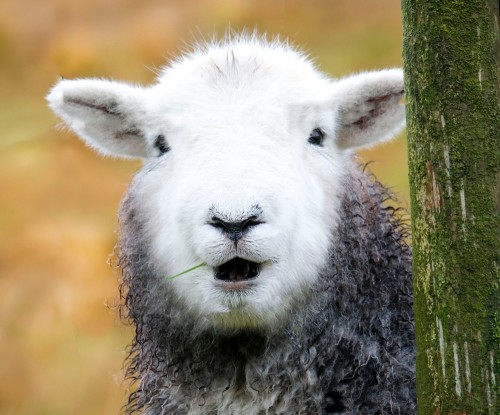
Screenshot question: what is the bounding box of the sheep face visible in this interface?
[128,85,342,330]
[47,37,405,330]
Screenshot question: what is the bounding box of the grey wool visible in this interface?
[117,166,416,415]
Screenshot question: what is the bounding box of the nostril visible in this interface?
[241,215,264,231]
[210,216,227,230]
[209,215,264,241]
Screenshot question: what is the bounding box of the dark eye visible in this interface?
[154,134,170,156]
[308,128,325,146]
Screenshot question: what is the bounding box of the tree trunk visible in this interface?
[401,1,499,414]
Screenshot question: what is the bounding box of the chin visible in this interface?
[208,272,300,332]
[169,254,315,332]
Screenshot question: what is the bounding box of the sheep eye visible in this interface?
[154,134,170,156]
[308,128,325,146]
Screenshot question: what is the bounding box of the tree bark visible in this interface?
[401,1,499,414]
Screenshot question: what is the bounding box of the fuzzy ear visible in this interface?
[332,69,405,150]
[47,79,157,158]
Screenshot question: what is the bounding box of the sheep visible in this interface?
[47,34,416,414]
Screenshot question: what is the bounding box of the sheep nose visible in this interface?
[209,215,264,242]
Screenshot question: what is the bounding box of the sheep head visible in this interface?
[47,36,405,331]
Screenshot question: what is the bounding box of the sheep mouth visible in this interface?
[215,258,260,282]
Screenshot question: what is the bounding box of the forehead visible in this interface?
[152,40,330,119]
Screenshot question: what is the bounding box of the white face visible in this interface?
[136,83,344,329]
[47,37,406,330]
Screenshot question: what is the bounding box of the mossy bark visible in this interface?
[401,1,499,413]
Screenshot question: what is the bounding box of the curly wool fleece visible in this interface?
[118,166,416,415]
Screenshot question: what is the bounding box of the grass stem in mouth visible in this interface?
[165,263,205,281]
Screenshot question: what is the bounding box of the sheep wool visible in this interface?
[47,34,416,414]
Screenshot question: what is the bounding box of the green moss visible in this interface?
[402,0,500,412]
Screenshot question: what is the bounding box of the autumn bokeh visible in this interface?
[0,1,408,414]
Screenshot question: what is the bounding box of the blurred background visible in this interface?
[0,1,407,414]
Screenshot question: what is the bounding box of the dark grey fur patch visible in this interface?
[115,128,143,140]
[349,91,404,130]
[65,97,121,116]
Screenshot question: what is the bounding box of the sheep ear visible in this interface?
[47,79,156,158]
[332,69,405,150]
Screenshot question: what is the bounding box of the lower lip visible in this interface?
[219,282,250,292]
[214,280,257,291]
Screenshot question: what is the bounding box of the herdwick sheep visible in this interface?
[47,34,416,414]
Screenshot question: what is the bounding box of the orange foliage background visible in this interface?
[0,1,408,414]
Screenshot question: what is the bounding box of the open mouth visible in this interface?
[215,258,260,282]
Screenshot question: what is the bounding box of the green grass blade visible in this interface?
[165,263,205,281]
